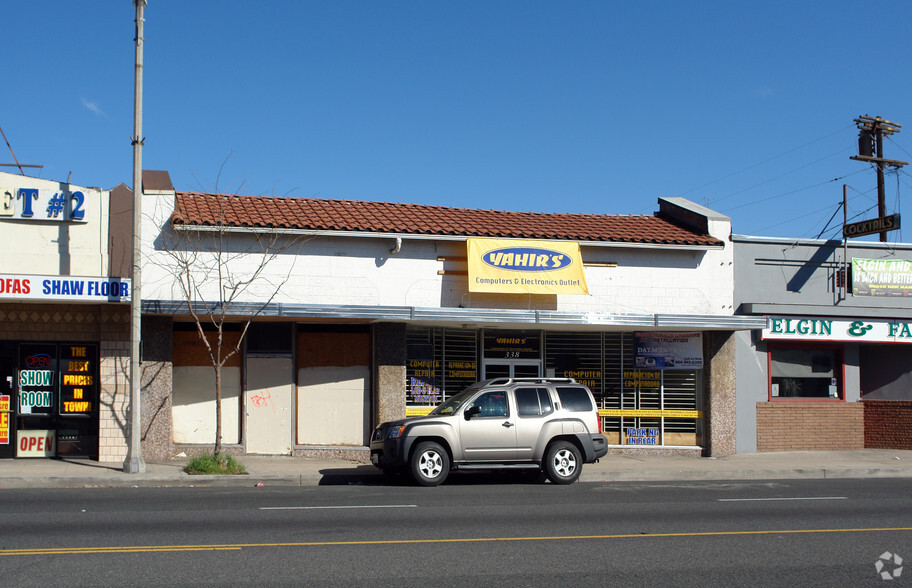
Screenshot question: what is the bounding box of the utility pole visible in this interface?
[850,115,907,242]
[124,0,147,474]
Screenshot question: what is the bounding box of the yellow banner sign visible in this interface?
[599,409,703,419]
[406,407,434,417]
[467,238,589,295]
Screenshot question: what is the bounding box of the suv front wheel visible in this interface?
[410,441,450,486]
[543,440,582,484]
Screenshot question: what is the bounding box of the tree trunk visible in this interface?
[214,363,222,455]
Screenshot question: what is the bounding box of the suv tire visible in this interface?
[410,441,450,486]
[543,440,582,485]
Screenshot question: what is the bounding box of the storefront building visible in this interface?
[139,171,764,460]
[0,171,133,461]
[734,235,912,452]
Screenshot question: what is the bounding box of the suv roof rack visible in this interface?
[484,377,578,386]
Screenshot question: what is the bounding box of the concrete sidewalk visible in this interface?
[2,449,912,489]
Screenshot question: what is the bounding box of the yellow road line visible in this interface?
[4,527,912,557]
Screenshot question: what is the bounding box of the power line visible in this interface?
[746,183,874,237]
[706,146,851,206]
[720,168,867,214]
[674,124,854,198]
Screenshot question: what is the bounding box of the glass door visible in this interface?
[0,343,15,459]
[482,360,541,380]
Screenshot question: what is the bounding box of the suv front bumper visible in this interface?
[370,436,410,472]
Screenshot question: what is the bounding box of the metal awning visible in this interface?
[144,300,768,331]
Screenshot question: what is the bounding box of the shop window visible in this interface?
[404,328,704,447]
[405,327,478,410]
[545,331,602,396]
[247,323,292,354]
[769,345,842,400]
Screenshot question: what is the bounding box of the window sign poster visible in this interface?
[407,359,441,405]
[59,344,97,416]
[483,332,540,360]
[0,395,9,444]
[18,344,57,416]
[634,332,703,370]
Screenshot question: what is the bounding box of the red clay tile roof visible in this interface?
[169,192,723,246]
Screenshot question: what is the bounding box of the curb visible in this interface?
[3,466,912,489]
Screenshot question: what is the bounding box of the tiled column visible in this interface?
[373,323,406,425]
[704,330,737,456]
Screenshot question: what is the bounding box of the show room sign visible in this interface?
[0,274,130,303]
[467,238,589,295]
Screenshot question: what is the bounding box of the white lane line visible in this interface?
[718,497,848,502]
[259,504,418,510]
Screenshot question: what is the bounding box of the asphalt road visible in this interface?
[1,477,911,586]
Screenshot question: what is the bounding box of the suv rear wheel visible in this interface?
[410,441,450,486]
[543,440,582,484]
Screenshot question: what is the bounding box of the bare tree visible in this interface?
[153,194,307,455]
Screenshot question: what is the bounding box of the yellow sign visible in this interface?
[623,370,661,388]
[406,407,434,417]
[600,409,702,419]
[467,238,589,295]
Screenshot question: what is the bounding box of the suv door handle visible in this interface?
[502,421,514,428]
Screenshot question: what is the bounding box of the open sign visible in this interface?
[17,430,56,457]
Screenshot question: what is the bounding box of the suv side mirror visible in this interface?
[464,405,481,420]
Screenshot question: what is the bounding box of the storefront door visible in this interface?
[245,357,293,454]
[482,360,540,379]
[0,346,15,459]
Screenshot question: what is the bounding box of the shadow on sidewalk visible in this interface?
[53,457,122,472]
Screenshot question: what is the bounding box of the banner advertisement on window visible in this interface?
[852,258,912,297]
[634,332,703,369]
[467,238,588,295]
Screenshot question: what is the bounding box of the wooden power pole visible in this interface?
[850,116,907,242]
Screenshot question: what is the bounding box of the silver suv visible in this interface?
[370,377,608,486]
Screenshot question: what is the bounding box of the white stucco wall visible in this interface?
[141,190,734,318]
[0,172,110,277]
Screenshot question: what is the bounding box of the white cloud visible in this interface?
[81,98,104,116]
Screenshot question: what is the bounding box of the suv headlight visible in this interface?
[387,425,406,439]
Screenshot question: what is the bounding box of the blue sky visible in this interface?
[5,1,912,240]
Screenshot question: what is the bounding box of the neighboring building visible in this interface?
[0,171,133,461]
[734,234,912,452]
[139,170,763,461]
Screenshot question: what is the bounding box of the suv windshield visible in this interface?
[430,387,481,415]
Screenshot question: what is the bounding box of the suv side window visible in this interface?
[515,387,554,416]
[467,391,509,418]
[556,386,593,412]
